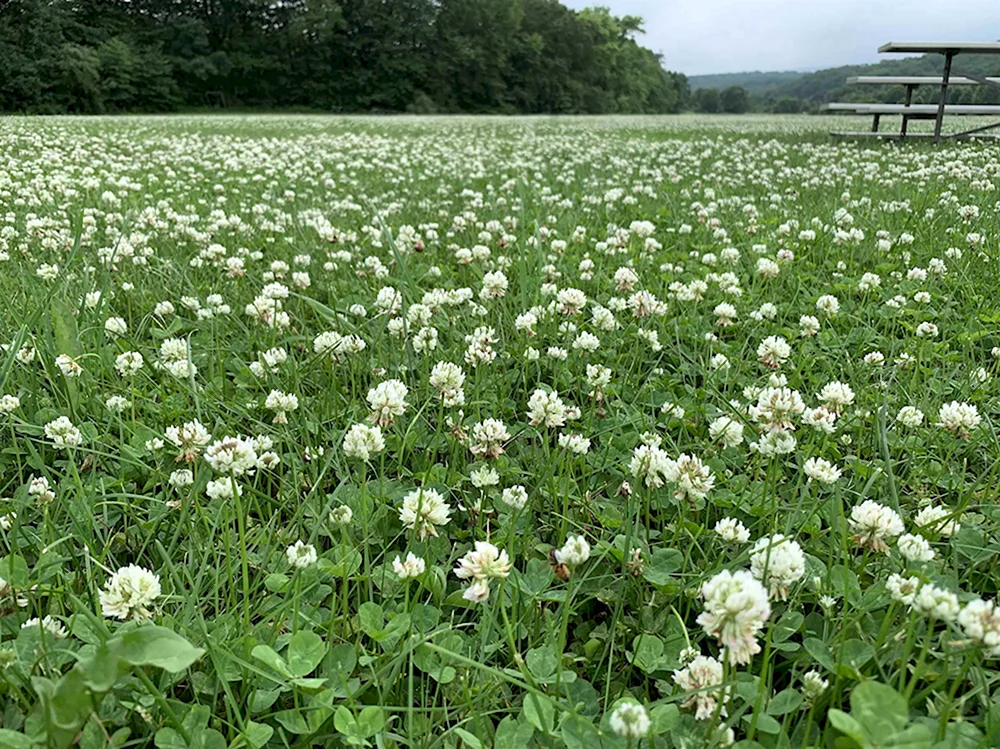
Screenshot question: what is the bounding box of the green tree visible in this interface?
[0,0,688,115]
[720,85,750,113]
[696,87,721,113]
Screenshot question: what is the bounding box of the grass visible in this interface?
[0,113,998,749]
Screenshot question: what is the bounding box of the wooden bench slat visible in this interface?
[824,103,1000,115]
[830,131,1000,140]
[847,76,1000,85]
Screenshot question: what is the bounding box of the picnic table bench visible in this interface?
[825,42,1000,141]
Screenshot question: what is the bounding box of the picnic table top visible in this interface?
[878,42,1000,54]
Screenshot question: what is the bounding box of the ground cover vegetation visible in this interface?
[0,115,998,748]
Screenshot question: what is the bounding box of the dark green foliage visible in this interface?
[0,0,688,114]
[694,87,721,113]
[720,84,750,113]
[689,69,805,93]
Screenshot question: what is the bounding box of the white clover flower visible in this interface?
[55,354,83,378]
[392,552,426,579]
[849,500,904,552]
[104,317,128,337]
[803,457,841,484]
[896,406,924,428]
[914,505,960,537]
[801,671,829,705]
[753,387,805,431]
[526,388,567,428]
[629,443,676,489]
[154,301,175,317]
[469,419,510,459]
[958,599,1000,656]
[816,295,840,316]
[897,533,934,562]
[21,615,68,639]
[673,655,728,720]
[572,331,600,353]
[937,401,981,437]
[799,315,820,337]
[105,395,131,413]
[912,584,960,621]
[715,517,750,544]
[863,351,886,366]
[615,266,639,290]
[115,351,144,377]
[886,573,922,605]
[556,287,587,315]
[709,353,731,370]
[329,505,353,526]
[463,579,491,603]
[500,485,528,510]
[750,534,805,600]
[367,379,409,426]
[714,302,737,326]
[817,381,854,413]
[670,454,715,504]
[557,433,591,454]
[100,564,161,620]
[753,430,797,457]
[661,402,685,419]
[479,270,508,299]
[470,465,500,489]
[28,476,55,504]
[802,406,837,434]
[554,535,591,566]
[757,336,790,369]
[204,436,258,476]
[286,541,318,569]
[586,364,612,391]
[375,286,402,315]
[756,258,779,279]
[168,469,194,489]
[0,395,19,414]
[206,478,241,500]
[515,311,537,335]
[44,416,82,449]
[264,390,298,423]
[454,542,512,602]
[609,702,650,739]
[399,488,451,539]
[698,569,771,665]
[342,423,385,461]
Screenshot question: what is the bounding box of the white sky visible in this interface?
[561,0,1000,75]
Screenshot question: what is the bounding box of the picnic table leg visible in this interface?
[901,84,914,138]
[872,114,881,133]
[934,51,954,142]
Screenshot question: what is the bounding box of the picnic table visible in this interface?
[825,42,1000,141]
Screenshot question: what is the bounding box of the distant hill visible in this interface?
[769,52,1000,105]
[691,52,1000,111]
[688,71,805,93]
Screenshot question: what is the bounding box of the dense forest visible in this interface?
[0,0,691,114]
[689,70,805,94]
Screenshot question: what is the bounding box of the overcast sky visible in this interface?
[561,0,1000,75]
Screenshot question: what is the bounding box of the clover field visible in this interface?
[1,114,1000,749]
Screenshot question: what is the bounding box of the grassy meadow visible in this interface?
[0,113,999,748]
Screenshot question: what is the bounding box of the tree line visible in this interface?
[0,0,693,115]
